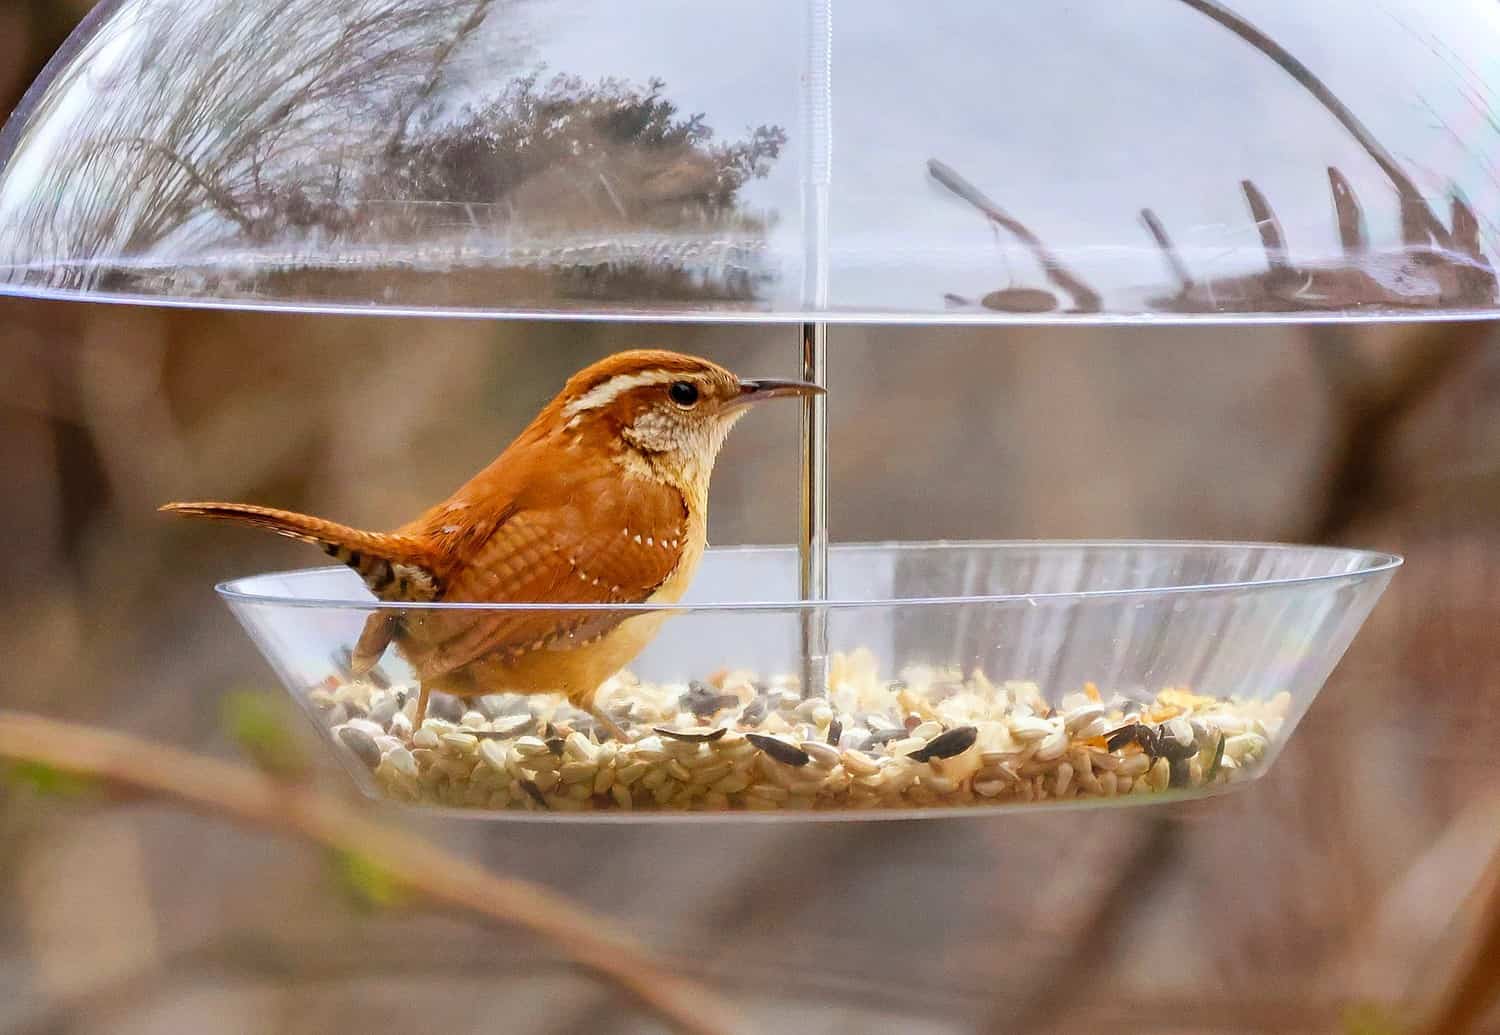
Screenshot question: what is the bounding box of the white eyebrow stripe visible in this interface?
[562,370,687,418]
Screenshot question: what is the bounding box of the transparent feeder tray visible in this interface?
[221,541,1397,820]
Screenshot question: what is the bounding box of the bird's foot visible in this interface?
[590,706,633,744]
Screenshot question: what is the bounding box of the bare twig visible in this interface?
[383,0,497,157]
[927,158,1103,313]
[1241,179,1290,275]
[1140,208,1195,293]
[80,138,257,236]
[1328,167,1366,255]
[1173,0,1454,249]
[0,711,738,1035]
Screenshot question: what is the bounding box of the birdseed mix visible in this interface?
[311,649,1289,815]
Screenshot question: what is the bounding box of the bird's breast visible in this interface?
[644,510,707,606]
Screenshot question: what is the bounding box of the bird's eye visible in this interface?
[668,381,700,408]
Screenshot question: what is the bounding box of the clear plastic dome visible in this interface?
[1,0,1497,322]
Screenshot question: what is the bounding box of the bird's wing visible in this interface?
[403,477,689,680]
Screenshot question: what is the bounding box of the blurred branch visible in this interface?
[978,819,1178,1034]
[927,158,1103,313]
[0,710,737,1035]
[1312,321,1489,540]
[10,934,716,1035]
[1412,828,1500,1035]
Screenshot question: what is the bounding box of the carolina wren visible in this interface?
[163,349,821,737]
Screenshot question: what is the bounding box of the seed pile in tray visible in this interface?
[310,649,1289,814]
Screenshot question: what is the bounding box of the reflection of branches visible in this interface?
[1173,0,1453,249]
[381,74,787,233]
[927,159,1101,313]
[0,711,735,1035]
[1143,171,1497,313]
[1139,208,1194,294]
[4,0,524,272]
[934,6,1496,315]
[80,137,255,235]
[383,0,499,158]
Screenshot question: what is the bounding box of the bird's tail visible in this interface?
[160,501,438,602]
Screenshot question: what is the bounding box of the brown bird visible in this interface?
[163,349,821,737]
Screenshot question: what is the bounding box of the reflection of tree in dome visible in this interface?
[3,0,523,267]
[935,156,1497,317]
[0,0,787,307]
[932,0,1500,316]
[374,74,786,235]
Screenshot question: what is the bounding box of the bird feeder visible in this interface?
[4,0,1492,818]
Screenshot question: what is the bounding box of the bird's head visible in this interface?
[551,349,822,496]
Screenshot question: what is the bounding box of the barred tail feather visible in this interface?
[160,501,438,600]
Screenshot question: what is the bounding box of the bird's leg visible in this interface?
[413,683,432,729]
[589,705,632,744]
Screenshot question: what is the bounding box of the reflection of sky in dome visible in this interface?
[0,8,139,226]
[0,0,1497,316]
[496,0,1500,308]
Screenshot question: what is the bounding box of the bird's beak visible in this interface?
[731,378,826,409]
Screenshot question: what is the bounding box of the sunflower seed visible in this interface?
[478,739,507,771]
[1166,717,1195,748]
[563,731,596,762]
[737,696,769,727]
[910,720,944,741]
[746,733,811,767]
[653,726,727,743]
[471,715,534,739]
[1035,729,1069,762]
[1063,704,1106,734]
[344,717,384,739]
[367,695,399,727]
[1009,716,1054,742]
[680,680,739,717]
[864,725,908,747]
[800,741,842,768]
[385,746,417,778]
[907,726,978,762]
[337,726,381,768]
[513,736,550,758]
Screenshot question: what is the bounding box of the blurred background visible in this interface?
[3,1,1500,1032]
